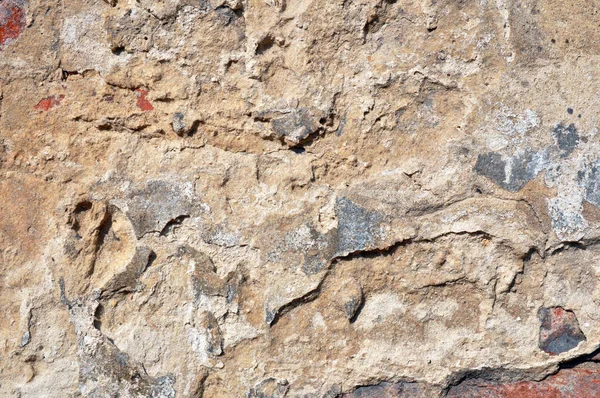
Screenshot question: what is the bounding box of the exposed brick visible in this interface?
[0,0,25,49]
[539,307,586,355]
[447,368,600,398]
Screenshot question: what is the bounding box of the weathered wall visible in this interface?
[2,0,600,396]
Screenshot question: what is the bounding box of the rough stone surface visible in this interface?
[4,0,600,397]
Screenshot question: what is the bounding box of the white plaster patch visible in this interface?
[61,10,131,73]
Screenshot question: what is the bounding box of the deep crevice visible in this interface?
[256,34,275,55]
[348,295,366,324]
[159,215,190,236]
[546,241,587,256]
[111,46,126,56]
[186,120,202,137]
[268,276,327,327]
[290,146,306,154]
[93,303,105,331]
[560,345,600,369]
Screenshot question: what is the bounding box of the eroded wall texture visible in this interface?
[2,0,600,397]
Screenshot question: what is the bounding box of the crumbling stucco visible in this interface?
[3,0,600,397]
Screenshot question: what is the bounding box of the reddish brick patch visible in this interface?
[447,368,600,398]
[539,307,586,355]
[135,88,154,111]
[0,0,26,49]
[343,382,426,397]
[34,95,65,111]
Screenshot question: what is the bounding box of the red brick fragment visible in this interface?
[539,307,586,355]
[135,88,154,111]
[447,368,600,398]
[0,0,26,49]
[34,94,65,111]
